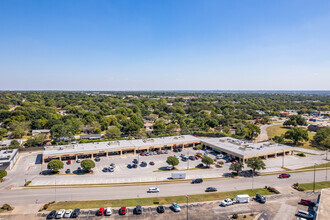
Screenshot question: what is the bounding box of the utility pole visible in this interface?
[186,194,189,220]
[326,151,328,182]
[313,164,316,192]
[282,150,285,168]
[187,151,189,170]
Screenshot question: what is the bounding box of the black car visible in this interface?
[132,164,138,168]
[192,178,203,184]
[157,205,165,213]
[65,169,71,174]
[255,193,266,203]
[205,187,217,192]
[46,210,56,219]
[71,208,80,218]
[127,164,132,169]
[173,149,178,152]
[135,205,142,215]
[141,161,147,167]
[133,159,138,164]
[196,163,204,168]
[189,156,195,161]
[103,167,108,172]
[95,157,100,162]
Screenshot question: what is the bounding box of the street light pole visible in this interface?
[186,194,189,220]
[313,163,316,192]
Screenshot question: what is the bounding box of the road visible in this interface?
[0,170,327,206]
[256,124,273,142]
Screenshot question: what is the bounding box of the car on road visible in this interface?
[135,205,142,215]
[71,208,80,218]
[157,205,165,213]
[127,164,132,169]
[171,202,181,212]
[279,173,291,178]
[149,161,155,165]
[133,159,138,164]
[55,209,65,219]
[65,169,71,174]
[192,178,203,184]
[205,187,217,192]
[221,198,235,206]
[148,187,160,193]
[67,160,71,165]
[120,207,127,215]
[255,193,266,203]
[296,210,314,219]
[98,207,105,216]
[64,209,73,218]
[110,163,116,168]
[105,207,112,216]
[300,199,316,206]
[46,210,56,219]
[76,159,81,163]
[103,167,108,172]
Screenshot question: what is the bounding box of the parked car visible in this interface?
[133,164,138,168]
[67,160,71,165]
[164,150,168,154]
[300,199,316,206]
[119,207,127,215]
[296,210,314,219]
[135,205,142,215]
[103,167,108,172]
[105,207,112,216]
[192,178,203,184]
[65,169,71,174]
[177,148,182,152]
[157,151,162,155]
[98,207,105,216]
[46,210,56,219]
[205,187,217,192]
[221,198,235,206]
[76,159,81,163]
[171,202,181,212]
[255,193,266,203]
[77,167,82,173]
[149,161,155,165]
[196,163,204,168]
[181,154,186,158]
[189,155,195,161]
[145,152,150,156]
[174,155,179,159]
[173,149,178,152]
[95,157,100,162]
[110,163,116,168]
[140,152,145,156]
[133,159,138,164]
[216,154,223,159]
[71,208,80,218]
[109,167,114,172]
[279,173,291,178]
[127,164,132,169]
[182,157,187,161]
[157,205,165,213]
[141,161,147,167]
[165,166,173,170]
[55,209,65,219]
[148,187,160,193]
[195,155,199,160]
[64,209,73,218]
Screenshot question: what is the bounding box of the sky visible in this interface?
[0,0,330,91]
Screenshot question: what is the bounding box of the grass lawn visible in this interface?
[47,188,273,210]
[266,125,317,150]
[297,162,330,171]
[298,181,330,191]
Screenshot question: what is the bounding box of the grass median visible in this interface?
[47,188,273,210]
[298,181,330,191]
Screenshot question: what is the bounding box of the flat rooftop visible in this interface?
[0,149,19,162]
[201,137,292,157]
[317,188,330,220]
[43,135,200,156]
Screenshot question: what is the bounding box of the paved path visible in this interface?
[256,124,274,142]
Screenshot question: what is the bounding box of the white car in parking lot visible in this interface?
[55,209,65,219]
[105,207,112,216]
[64,209,73,218]
[172,202,181,212]
[174,155,179,159]
[148,187,160,193]
[221,198,236,206]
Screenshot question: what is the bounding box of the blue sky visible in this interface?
[0,0,330,90]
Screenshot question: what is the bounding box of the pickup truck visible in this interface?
[220,198,236,207]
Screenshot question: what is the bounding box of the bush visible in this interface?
[24,180,32,186]
[1,204,13,211]
[292,183,305,191]
[232,213,238,219]
[264,186,280,194]
[0,169,7,180]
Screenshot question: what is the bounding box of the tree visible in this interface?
[246,157,266,175]
[244,123,260,140]
[0,169,7,180]
[81,159,95,172]
[25,134,46,147]
[105,126,121,139]
[313,127,330,147]
[47,160,64,172]
[320,136,330,149]
[166,156,179,168]
[9,140,20,149]
[230,162,244,175]
[202,156,214,167]
[50,124,74,142]
[284,127,309,145]
[283,115,307,127]
[272,135,285,144]
[0,128,7,137]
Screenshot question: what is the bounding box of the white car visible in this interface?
[148,187,160,193]
[64,209,72,218]
[76,159,81,163]
[174,155,179,159]
[172,202,181,212]
[55,209,65,219]
[221,198,235,207]
[216,154,223,159]
[105,207,112,216]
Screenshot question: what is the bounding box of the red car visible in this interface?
[279,173,291,178]
[149,161,155,165]
[140,152,145,156]
[67,160,71,165]
[157,151,161,155]
[195,155,199,160]
[120,207,127,215]
[300,199,316,206]
[98,207,105,216]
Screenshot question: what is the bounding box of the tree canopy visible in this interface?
[284,127,309,145]
[202,156,214,167]
[246,157,266,175]
[166,156,179,168]
[47,160,64,172]
[81,159,95,171]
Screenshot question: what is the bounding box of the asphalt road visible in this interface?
[0,170,327,206]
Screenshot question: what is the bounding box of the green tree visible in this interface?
[246,157,266,175]
[47,160,64,172]
[9,140,20,149]
[202,156,214,167]
[320,136,330,149]
[25,134,46,147]
[244,123,260,140]
[81,159,95,172]
[105,126,121,139]
[272,135,285,144]
[313,127,330,147]
[50,124,74,142]
[0,128,7,137]
[283,115,307,127]
[0,169,7,180]
[284,127,309,145]
[229,162,244,175]
[166,156,179,168]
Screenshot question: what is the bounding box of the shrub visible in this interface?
[292,183,305,191]
[1,204,13,211]
[232,213,238,219]
[25,180,32,186]
[264,186,280,194]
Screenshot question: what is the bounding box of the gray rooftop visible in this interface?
[0,149,19,162]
